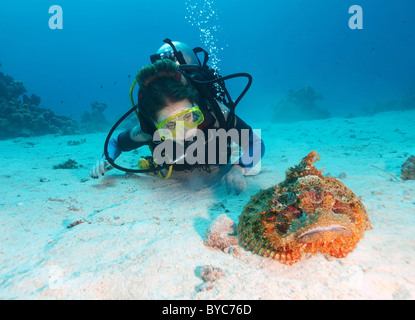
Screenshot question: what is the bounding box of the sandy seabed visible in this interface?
[0,110,414,300]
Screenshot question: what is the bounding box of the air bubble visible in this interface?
[184,0,225,71]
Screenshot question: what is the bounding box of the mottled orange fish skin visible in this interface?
[237,151,372,265]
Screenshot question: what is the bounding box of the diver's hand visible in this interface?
[223,165,246,195]
[90,158,111,179]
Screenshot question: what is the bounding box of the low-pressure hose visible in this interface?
[103,103,172,174]
[129,78,140,120]
[190,72,253,130]
[191,72,252,108]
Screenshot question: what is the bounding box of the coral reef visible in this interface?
[204,214,238,250]
[363,87,415,115]
[0,65,78,139]
[401,156,415,180]
[237,151,372,265]
[80,101,110,132]
[273,86,330,123]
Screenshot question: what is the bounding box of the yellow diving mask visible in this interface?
[156,105,204,139]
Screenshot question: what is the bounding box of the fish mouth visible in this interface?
[298,225,351,243]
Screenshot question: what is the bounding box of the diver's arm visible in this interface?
[90,135,123,178]
[106,124,151,159]
[117,125,152,151]
[91,125,151,179]
[129,125,153,144]
[105,136,122,161]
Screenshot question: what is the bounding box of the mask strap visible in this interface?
[163,38,187,65]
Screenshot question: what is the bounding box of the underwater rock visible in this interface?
[196,265,225,293]
[0,65,79,139]
[91,101,107,113]
[204,214,238,250]
[362,87,415,115]
[80,101,110,133]
[237,151,372,265]
[200,265,225,282]
[272,86,330,123]
[401,156,415,180]
[196,281,214,292]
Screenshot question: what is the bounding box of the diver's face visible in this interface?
[155,99,192,125]
[155,99,197,141]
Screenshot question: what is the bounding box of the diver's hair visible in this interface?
[136,60,198,123]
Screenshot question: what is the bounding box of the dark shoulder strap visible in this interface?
[193,47,209,67]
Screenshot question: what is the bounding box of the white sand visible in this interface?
[0,109,414,300]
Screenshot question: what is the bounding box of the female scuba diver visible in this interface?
[89,40,265,194]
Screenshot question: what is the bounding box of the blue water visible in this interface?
[0,0,414,122]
